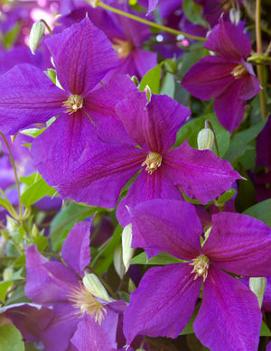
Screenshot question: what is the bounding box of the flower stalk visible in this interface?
[87,0,206,42]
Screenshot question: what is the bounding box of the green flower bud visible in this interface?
[197,122,215,151]
[29,20,45,54]
[122,224,134,272]
[249,277,267,308]
[83,273,112,302]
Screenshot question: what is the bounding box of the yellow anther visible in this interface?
[112,38,134,59]
[142,152,162,175]
[190,255,210,282]
[231,64,248,79]
[63,95,84,114]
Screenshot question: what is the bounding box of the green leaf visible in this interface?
[183,0,208,27]
[0,281,13,303]
[243,199,271,226]
[131,252,181,265]
[261,321,271,336]
[178,43,208,78]
[0,324,25,351]
[21,173,57,207]
[176,113,230,157]
[50,202,96,251]
[91,226,122,275]
[160,72,175,98]
[2,23,21,49]
[225,121,265,163]
[139,64,161,94]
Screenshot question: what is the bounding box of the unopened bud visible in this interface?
[122,224,134,272]
[144,85,152,103]
[197,122,215,151]
[89,0,100,7]
[29,20,46,54]
[131,75,139,86]
[249,277,267,308]
[83,273,112,302]
[229,8,241,25]
[113,246,125,278]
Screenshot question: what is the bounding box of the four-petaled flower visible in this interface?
[182,19,260,131]
[124,199,271,350]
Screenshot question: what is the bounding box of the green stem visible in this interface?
[88,0,206,42]
[255,0,268,119]
[0,132,22,218]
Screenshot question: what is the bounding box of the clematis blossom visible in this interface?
[25,221,125,351]
[0,17,136,166]
[124,199,271,351]
[182,20,260,131]
[35,90,239,224]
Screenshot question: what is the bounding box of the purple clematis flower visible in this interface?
[25,221,125,351]
[124,199,271,350]
[33,90,239,224]
[182,20,260,132]
[0,17,136,164]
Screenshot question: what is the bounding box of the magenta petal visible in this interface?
[267,342,271,351]
[32,113,99,188]
[117,167,182,226]
[133,49,157,77]
[165,142,240,204]
[182,56,236,100]
[71,313,118,351]
[194,268,261,351]
[61,221,92,276]
[116,91,190,153]
[25,246,78,304]
[41,303,78,351]
[56,143,144,208]
[0,64,66,135]
[124,264,201,344]
[205,20,252,60]
[203,212,271,276]
[46,17,118,95]
[127,199,202,259]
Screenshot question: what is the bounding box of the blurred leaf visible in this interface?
[225,121,265,163]
[183,0,208,26]
[244,199,271,226]
[0,281,13,303]
[131,252,181,265]
[0,323,25,351]
[160,73,175,98]
[139,64,161,94]
[215,189,236,207]
[21,173,56,207]
[261,321,271,336]
[2,23,21,49]
[176,113,230,156]
[178,43,208,78]
[50,202,96,251]
[92,225,122,275]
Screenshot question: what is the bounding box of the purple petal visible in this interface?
[194,268,261,351]
[147,0,159,14]
[182,56,236,100]
[117,167,182,226]
[56,143,145,208]
[116,91,190,153]
[32,113,99,188]
[62,221,92,276]
[133,49,157,77]
[46,17,118,95]
[268,342,271,351]
[203,212,271,276]
[263,278,271,312]
[0,64,66,135]
[25,246,78,304]
[165,142,240,204]
[71,312,118,351]
[127,199,202,259]
[205,20,252,60]
[124,264,201,344]
[41,303,78,351]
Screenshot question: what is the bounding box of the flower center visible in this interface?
[112,38,134,59]
[190,255,209,281]
[68,286,106,324]
[231,64,248,79]
[142,152,162,174]
[63,95,84,114]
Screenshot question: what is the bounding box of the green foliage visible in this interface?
[0,323,25,351]
[244,199,271,226]
[131,252,181,265]
[183,0,208,27]
[139,64,161,94]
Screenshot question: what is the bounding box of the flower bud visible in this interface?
[197,122,215,151]
[29,20,46,54]
[144,85,152,103]
[83,273,112,302]
[249,277,267,308]
[122,224,134,272]
[229,8,241,25]
[113,246,125,278]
